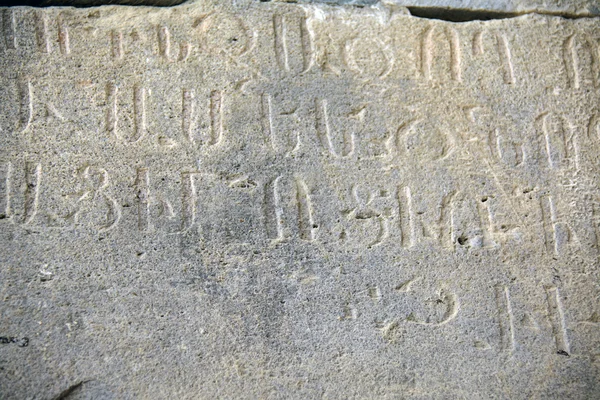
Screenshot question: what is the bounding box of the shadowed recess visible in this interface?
[0,0,186,5]
[406,6,595,21]
[0,0,596,19]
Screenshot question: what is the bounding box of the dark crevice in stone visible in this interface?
[0,0,597,21]
[406,6,596,21]
[51,380,90,400]
[0,0,185,5]
[406,6,521,22]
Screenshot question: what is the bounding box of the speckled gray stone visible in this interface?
[0,1,599,398]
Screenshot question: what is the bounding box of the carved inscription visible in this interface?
[2,9,16,50]
[495,285,516,353]
[19,80,33,131]
[563,34,600,89]
[261,93,302,154]
[34,11,50,53]
[57,16,70,55]
[64,165,121,232]
[264,176,316,242]
[472,31,515,84]
[545,286,571,355]
[315,99,355,158]
[135,168,150,231]
[158,25,191,62]
[536,112,579,170]
[106,83,147,143]
[420,26,461,82]
[182,89,224,147]
[1,6,599,393]
[111,30,123,59]
[273,13,314,73]
[0,162,42,225]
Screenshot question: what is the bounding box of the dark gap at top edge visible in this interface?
[406,6,593,21]
[0,0,596,20]
[0,0,185,6]
[406,6,520,22]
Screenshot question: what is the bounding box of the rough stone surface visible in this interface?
[1,1,600,398]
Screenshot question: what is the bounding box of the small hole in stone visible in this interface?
[457,235,468,245]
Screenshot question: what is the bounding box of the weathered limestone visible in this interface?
[1,1,599,398]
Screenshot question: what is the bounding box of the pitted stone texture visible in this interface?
[0,1,599,398]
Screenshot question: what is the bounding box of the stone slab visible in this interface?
[0,1,599,398]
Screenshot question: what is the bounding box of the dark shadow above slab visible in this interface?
[0,0,597,19]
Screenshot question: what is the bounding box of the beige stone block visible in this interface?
[0,1,599,398]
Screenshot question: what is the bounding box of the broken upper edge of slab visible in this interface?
[0,0,599,19]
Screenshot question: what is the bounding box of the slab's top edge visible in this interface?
[1,0,599,19]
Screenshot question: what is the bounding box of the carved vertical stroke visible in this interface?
[589,113,600,141]
[538,113,555,168]
[19,80,33,131]
[545,286,570,355]
[158,26,171,60]
[111,30,123,59]
[495,285,516,353]
[513,142,524,166]
[447,28,462,82]
[398,186,415,248]
[106,83,146,143]
[133,85,147,143]
[420,27,434,81]
[135,168,150,231]
[260,93,275,151]
[540,195,559,255]
[264,176,284,241]
[592,38,600,88]
[2,9,16,50]
[23,163,41,225]
[182,88,195,142]
[488,128,501,160]
[300,16,314,73]
[106,83,118,137]
[0,162,12,219]
[180,172,198,233]
[496,34,515,84]
[567,119,580,170]
[477,197,496,248]
[537,112,578,170]
[178,42,191,62]
[296,178,315,241]
[209,90,223,146]
[563,35,580,89]
[35,11,50,53]
[182,90,223,146]
[439,191,457,250]
[592,203,600,256]
[273,14,289,72]
[57,17,70,55]
[472,31,484,56]
[315,99,354,158]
